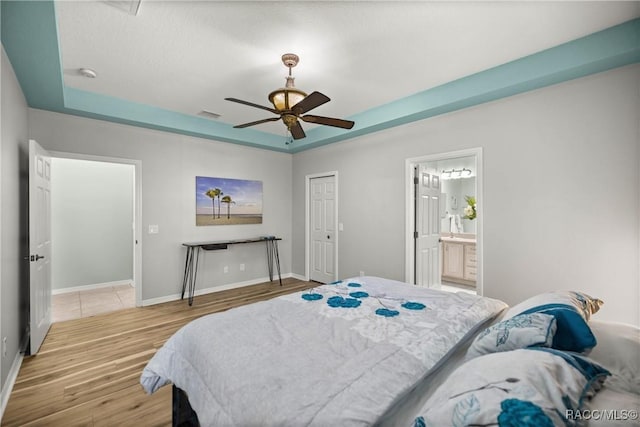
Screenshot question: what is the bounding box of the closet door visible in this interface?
[309,175,336,283]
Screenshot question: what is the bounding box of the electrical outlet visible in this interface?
[240,263,245,271]
[223,266,229,274]
[359,271,365,277]
[3,337,7,358]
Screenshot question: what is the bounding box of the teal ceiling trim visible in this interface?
[63,87,288,152]
[290,18,640,153]
[1,0,638,153]
[1,0,64,111]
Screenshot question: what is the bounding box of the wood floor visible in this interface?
[2,278,316,426]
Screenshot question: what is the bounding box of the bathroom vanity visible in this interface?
[441,234,476,286]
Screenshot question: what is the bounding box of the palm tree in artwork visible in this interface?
[221,195,235,219]
[204,189,218,218]
[214,188,223,219]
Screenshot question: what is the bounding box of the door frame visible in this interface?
[49,151,143,307]
[305,171,339,282]
[405,148,483,294]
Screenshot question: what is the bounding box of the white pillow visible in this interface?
[466,313,557,359]
[587,320,640,395]
[505,290,603,321]
[413,349,610,427]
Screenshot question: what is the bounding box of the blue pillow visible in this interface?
[503,291,603,353]
[518,304,596,353]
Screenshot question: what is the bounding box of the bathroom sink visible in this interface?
[440,236,476,244]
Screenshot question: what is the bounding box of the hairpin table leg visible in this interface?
[265,239,282,286]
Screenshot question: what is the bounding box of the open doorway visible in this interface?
[49,153,142,321]
[405,148,483,295]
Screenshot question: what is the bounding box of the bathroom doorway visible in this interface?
[405,148,482,295]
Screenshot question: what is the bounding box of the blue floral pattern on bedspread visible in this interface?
[283,277,507,365]
[402,302,426,310]
[327,296,362,308]
[349,291,369,298]
[301,293,323,301]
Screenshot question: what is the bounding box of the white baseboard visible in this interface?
[290,272,307,281]
[52,279,133,295]
[142,273,293,307]
[0,349,24,423]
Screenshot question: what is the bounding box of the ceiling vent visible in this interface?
[104,0,142,16]
[197,110,222,120]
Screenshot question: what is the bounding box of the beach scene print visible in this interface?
[196,176,263,226]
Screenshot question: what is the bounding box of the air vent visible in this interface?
[198,110,222,120]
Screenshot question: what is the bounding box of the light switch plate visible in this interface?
[148,224,159,234]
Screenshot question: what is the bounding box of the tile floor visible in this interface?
[440,281,477,295]
[51,284,135,322]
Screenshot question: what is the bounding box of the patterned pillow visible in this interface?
[503,291,603,353]
[413,348,610,427]
[466,313,557,359]
[505,291,603,321]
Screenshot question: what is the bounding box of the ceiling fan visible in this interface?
[225,53,355,140]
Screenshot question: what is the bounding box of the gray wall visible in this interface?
[293,64,640,326]
[28,110,293,302]
[1,48,29,391]
[51,158,134,290]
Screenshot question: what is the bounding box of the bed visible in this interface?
[141,276,506,425]
[140,276,639,426]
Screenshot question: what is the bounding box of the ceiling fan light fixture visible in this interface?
[269,83,307,111]
[268,53,307,111]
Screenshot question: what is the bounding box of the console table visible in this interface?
[181,236,282,306]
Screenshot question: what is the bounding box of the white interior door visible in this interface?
[415,165,441,287]
[309,175,336,283]
[28,139,52,354]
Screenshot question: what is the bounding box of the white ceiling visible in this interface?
[56,1,639,137]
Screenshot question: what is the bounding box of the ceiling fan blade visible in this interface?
[289,121,306,139]
[292,91,330,115]
[300,115,355,129]
[233,117,281,129]
[225,97,279,114]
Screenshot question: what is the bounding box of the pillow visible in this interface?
[413,348,610,427]
[503,291,603,353]
[587,320,640,394]
[466,313,557,359]
[505,291,603,321]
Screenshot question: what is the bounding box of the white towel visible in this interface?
[455,214,464,233]
[449,215,459,233]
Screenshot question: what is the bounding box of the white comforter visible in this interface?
[140,276,506,426]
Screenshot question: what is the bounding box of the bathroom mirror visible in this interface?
[437,156,477,235]
[441,176,476,234]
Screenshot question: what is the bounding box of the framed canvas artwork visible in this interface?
[195,176,263,226]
